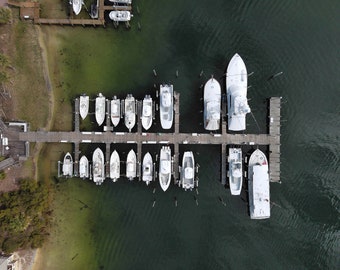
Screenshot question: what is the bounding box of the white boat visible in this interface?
[95,93,106,126]
[248,149,270,219]
[228,148,243,195]
[79,155,89,179]
[124,94,136,132]
[159,84,173,129]
[79,95,89,120]
[126,149,136,180]
[62,152,73,177]
[181,151,195,191]
[110,150,120,182]
[226,53,251,131]
[204,77,221,131]
[141,95,153,130]
[92,147,105,185]
[109,0,132,4]
[109,11,131,22]
[142,152,153,185]
[110,96,120,127]
[70,0,82,15]
[159,146,172,191]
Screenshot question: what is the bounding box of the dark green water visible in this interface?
[49,0,339,269]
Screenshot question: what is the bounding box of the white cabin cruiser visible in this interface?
[141,95,153,130]
[110,150,120,182]
[142,152,153,185]
[248,149,270,219]
[226,53,251,131]
[111,96,120,127]
[181,151,195,191]
[126,149,136,180]
[92,147,105,185]
[62,152,73,177]
[71,0,82,16]
[159,146,172,191]
[159,84,173,129]
[95,93,106,126]
[79,95,89,120]
[204,77,221,131]
[228,148,243,195]
[109,11,131,22]
[124,94,136,132]
[79,155,89,179]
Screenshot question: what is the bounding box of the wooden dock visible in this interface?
[17,95,282,184]
[8,0,132,27]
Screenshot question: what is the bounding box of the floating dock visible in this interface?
[17,94,282,183]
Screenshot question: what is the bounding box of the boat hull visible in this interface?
[72,0,82,15]
[226,53,250,131]
[204,78,221,131]
[248,149,270,219]
[228,148,243,195]
[79,95,89,120]
[181,151,195,190]
[109,11,131,22]
[110,150,120,182]
[142,152,153,185]
[159,146,171,191]
[126,149,136,180]
[111,97,120,127]
[124,95,136,132]
[141,96,153,130]
[92,148,105,185]
[79,155,89,179]
[159,84,173,129]
[62,152,73,177]
[95,93,106,126]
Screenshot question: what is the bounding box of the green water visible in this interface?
[38,0,339,269]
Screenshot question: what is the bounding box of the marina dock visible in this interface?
[17,95,282,183]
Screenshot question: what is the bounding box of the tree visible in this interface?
[0,7,12,24]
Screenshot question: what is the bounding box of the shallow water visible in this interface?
[37,0,339,269]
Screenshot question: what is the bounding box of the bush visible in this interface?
[0,7,12,24]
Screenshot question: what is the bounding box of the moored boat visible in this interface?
[248,149,270,219]
[181,151,195,191]
[226,53,251,131]
[142,152,153,185]
[79,95,89,120]
[204,77,221,131]
[71,0,82,15]
[110,150,120,182]
[228,148,243,195]
[159,146,172,191]
[62,152,73,177]
[92,147,105,185]
[111,96,120,127]
[159,84,173,129]
[109,11,132,22]
[79,155,89,179]
[126,149,136,180]
[141,95,153,130]
[95,93,106,126]
[109,0,132,4]
[124,94,136,132]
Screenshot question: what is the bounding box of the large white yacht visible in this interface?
[111,96,120,127]
[71,0,82,15]
[109,11,131,22]
[79,95,89,120]
[226,53,251,131]
[142,152,153,186]
[141,95,153,130]
[181,151,195,191]
[110,150,120,182]
[248,149,270,219]
[228,148,243,195]
[203,77,221,131]
[92,147,105,185]
[159,84,173,129]
[79,155,89,179]
[159,146,172,191]
[126,149,136,180]
[62,152,73,177]
[124,94,136,132]
[95,93,106,126]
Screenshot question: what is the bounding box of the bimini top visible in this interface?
[204,77,221,131]
[226,53,251,131]
[248,149,270,219]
